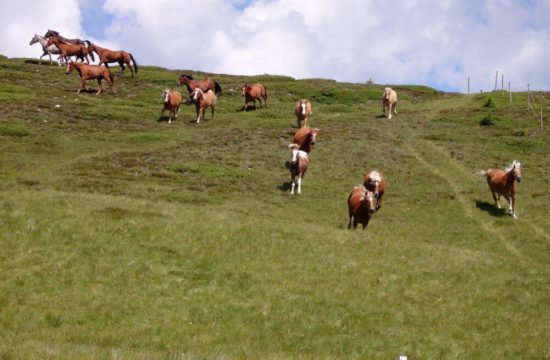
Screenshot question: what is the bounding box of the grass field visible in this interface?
[0,55,548,359]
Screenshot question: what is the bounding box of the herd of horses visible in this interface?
[29,30,523,227]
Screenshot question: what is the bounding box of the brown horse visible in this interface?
[242,83,267,110]
[294,99,312,128]
[293,127,319,154]
[66,61,114,95]
[46,37,92,64]
[287,143,309,194]
[363,170,386,211]
[189,88,217,124]
[347,186,376,229]
[176,74,222,95]
[161,89,182,124]
[88,43,138,78]
[382,87,398,119]
[479,160,522,218]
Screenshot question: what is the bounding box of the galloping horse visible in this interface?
[294,99,312,128]
[88,43,138,78]
[242,83,267,110]
[479,160,522,218]
[46,37,93,64]
[287,143,309,195]
[66,62,114,95]
[363,170,385,211]
[347,186,376,229]
[176,74,222,95]
[293,127,319,154]
[189,88,217,124]
[44,29,89,46]
[382,87,398,119]
[29,34,60,64]
[161,90,182,124]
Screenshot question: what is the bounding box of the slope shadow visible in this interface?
[475,200,507,217]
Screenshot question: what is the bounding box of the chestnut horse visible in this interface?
[479,160,522,218]
[242,83,267,110]
[293,127,319,154]
[46,37,93,64]
[161,90,182,124]
[382,87,397,119]
[29,34,60,64]
[347,186,376,229]
[189,88,217,124]
[287,143,309,195]
[87,43,138,78]
[294,99,312,128]
[363,170,385,211]
[66,62,114,95]
[176,74,222,95]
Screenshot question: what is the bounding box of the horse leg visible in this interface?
[78,78,86,93]
[388,103,393,119]
[490,186,501,209]
[393,101,398,116]
[211,106,215,120]
[196,108,203,124]
[376,194,383,211]
[297,175,302,194]
[511,195,517,219]
[96,79,103,95]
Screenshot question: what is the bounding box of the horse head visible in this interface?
[242,83,250,96]
[363,190,376,214]
[299,99,308,114]
[66,62,76,75]
[29,35,39,45]
[190,88,203,103]
[308,128,319,146]
[162,89,171,103]
[366,171,382,197]
[176,74,191,87]
[288,143,300,163]
[506,160,522,183]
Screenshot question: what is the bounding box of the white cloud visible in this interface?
[1,0,548,91]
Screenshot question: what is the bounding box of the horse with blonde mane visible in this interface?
[479,160,522,218]
[189,88,217,124]
[347,186,376,229]
[294,99,312,128]
[287,143,309,195]
[382,87,397,119]
[363,170,386,211]
[293,127,319,154]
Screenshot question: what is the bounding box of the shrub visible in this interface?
[480,113,499,126]
[483,97,496,108]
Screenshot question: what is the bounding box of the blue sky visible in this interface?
[2,0,549,92]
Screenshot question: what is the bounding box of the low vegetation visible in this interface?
[0,56,548,359]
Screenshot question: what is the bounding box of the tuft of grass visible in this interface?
[480,113,499,126]
[0,126,30,137]
[483,97,496,108]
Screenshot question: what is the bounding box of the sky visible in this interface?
[1,0,549,92]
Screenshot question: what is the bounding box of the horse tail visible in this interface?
[214,80,222,95]
[130,53,138,74]
[85,42,95,62]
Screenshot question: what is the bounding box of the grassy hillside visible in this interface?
[0,55,548,359]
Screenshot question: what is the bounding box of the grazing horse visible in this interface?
[294,99,312,128]
[293,127,319,154]
[176,74,222,95]
[44,29,89,46]
[363,170,386,211]
[87,43,138,78]
[242,83,267,110]
[46,37,93,64]
[347,186,376,229]
[189,88,217,124]
[161,89,182,124]
[66,61,114,95]
[287,143,309,195]
[479,160,522,218]
[382,87,398,119]
[29,34,60,64]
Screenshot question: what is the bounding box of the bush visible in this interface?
[483,97,496,108]
[480,113,499,126]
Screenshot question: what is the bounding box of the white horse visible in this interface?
[29,34,61,65]
[382,87,398,119]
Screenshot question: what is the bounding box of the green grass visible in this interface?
[0,56,548,359]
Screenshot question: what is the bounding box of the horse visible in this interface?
[46,37,93,64]
[29,34,60,65]
[363,170,386,211]
[161,90,182,124]
[44,29,89,46]
[382,87,398,119]
[479,160,522,218]
[294,99,312,128]
[176,74,222,95]
[66,61,115,95]
[293,127,319,154]
[287,143,309,195]
[347,186,376,229]
[189,88,217,124]
[242,83,267,110]
[87,42,138,78]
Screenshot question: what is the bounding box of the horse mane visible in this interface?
[505,160,521,173]
[184,74,194,80]
[367,170,381,182]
